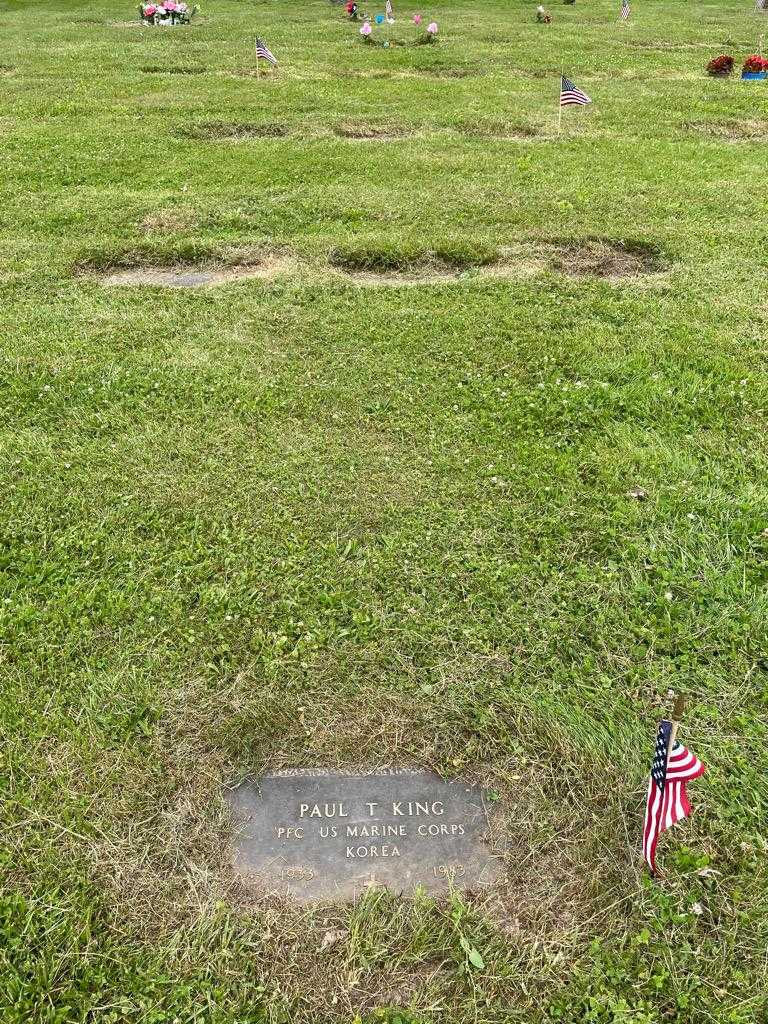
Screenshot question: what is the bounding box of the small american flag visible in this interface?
[255,37,277,66]
[385,0,394,18]
[620,0,631,19]
[559,75,591,106]
[642,721,706,874]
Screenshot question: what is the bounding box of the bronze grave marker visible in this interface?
[226,770,502,902]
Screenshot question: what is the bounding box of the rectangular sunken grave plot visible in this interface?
[227,770,502,902]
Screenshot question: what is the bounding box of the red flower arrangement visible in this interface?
[706,54,733,76]
[742,54,768,73]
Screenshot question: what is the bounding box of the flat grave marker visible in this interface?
[227,770,502,902]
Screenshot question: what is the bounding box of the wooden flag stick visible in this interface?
[557,69,564,134]
[255,38,260,80]
[668,694,686,750]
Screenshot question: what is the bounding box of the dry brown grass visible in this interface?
[329,239,664,285]
[140,65,207,75]
[333,123,414,141]
[92,259,295,288]
[457,119,550,141]
[77,659,631,963]
[139,208,198,235]
[691,119,768,142]
[545,238,664,279]
[179,121,291,141]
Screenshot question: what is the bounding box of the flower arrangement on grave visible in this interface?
[356,11,438,46]
[345,0,359,19]
[139,1,196,25]
[742,53,768,77]
[414,19,438,43]
[706,54,733,76]
[536,4,552,22]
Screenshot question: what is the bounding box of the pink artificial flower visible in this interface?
[427,21,438,33]
[412,13,422,23]
[164,0,176,8]
[360,20,372,34]
[144,3,157,13]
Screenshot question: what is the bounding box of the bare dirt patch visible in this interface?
[543,238,664,279]
[333,123,413,141]
[179,121,290,140]
[691,119,768,142]
[82,252,296,289]
[333,266,465,286]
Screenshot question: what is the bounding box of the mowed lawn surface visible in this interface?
[1,0,767,1020]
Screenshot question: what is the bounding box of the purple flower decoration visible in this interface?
[360,20,372,34]
[427,20,438,33]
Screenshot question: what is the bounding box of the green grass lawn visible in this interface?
[1,0,768,1020]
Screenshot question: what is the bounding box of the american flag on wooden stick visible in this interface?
[256,37,277,66]
[620,0,631,20]
[559,75,591,106]
[642,720,706,874]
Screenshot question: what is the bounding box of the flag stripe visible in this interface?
[560,76,591,106]
[256,37,277,65]
[642,722,705,874]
